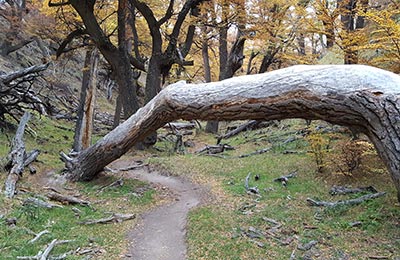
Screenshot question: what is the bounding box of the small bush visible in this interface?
[306,132,331,173]
[330,139,375,175]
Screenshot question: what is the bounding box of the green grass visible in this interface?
[151,120,400,259]
[1,116,400,259]
[0,115,157,259]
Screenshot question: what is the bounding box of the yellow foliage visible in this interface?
[360,6,400,72]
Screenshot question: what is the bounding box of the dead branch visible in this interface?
[262,217,282,229]
[46,191,90,207]
[307,192,386,207]
[116,163,149,172]
[28,230,50,244]
[238,147,272,158]
[0,63,49,84]
[23,149,40,168]
[273,171,298,187]
[196,144,235,155]
[23,197,63,209]
[97,179,124,192]
[163,122,196,130]
[79,213,135,225]
[4,112,30,198]
[17,239,72,260]
[244,173,259,194]
[329,185,378,195]
[218,120,274,142]
[297,240,318,251]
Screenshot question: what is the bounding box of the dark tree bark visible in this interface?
[259,45,281,73]
[205,22,228,134]
[63,65,400,203]
[206,12,246,134]
[73,48,99,152]
[130,0,202,102]
[201,29,212,83]
[63,0,141,119]
[246,51,259,75]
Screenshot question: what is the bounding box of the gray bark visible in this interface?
[73,48,99,152]
[4,111,30,198]
[64,65,400,202]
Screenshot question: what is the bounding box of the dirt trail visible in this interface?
[115,161,203,260]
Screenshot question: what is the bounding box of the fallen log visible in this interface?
[238,147,272,158]
[62,65,400,202]
[23,197,63,209]
[163,122,196,130]
[79,213,135,225]
[46,191,90,207]
[196,144,235,155]
[4,112,34,198]
[218,120,262,141]
[329,185,378,195]
[307,192,386,207]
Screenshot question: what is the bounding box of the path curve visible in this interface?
[115,160,203,260]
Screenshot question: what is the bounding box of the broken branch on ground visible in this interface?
[307,192,386,208]
[79,213,135,225]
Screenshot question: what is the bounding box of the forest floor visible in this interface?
[1,117,400,259]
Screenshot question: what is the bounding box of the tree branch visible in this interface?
[48,0,70,7]
[157,0,175,26]
[0,63,49,84]
[56,28,87,58]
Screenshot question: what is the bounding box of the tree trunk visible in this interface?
[113,94,123,129]
[64,65,400,202]
[201,36,211,83]
[73,48,99,152]
[145,55,163,102]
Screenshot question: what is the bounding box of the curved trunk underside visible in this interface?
[65,65,400,202]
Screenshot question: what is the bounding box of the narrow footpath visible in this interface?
[117,161,203,260]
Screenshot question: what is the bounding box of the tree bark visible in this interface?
[73,48,99,152]
[64,65,400,202]
[4,111,30,198]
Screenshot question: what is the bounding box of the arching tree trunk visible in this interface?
[64,65,400,202]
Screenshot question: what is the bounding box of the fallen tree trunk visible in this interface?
[63,65,400,202]
[4,112,32,198]
[307,192,386,207]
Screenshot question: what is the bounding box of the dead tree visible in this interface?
[62,65,400,202]
[73,48,99,152]
[0,63,49,120]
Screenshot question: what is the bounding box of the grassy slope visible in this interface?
[151,120,400,260]
[0,115,157,259]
